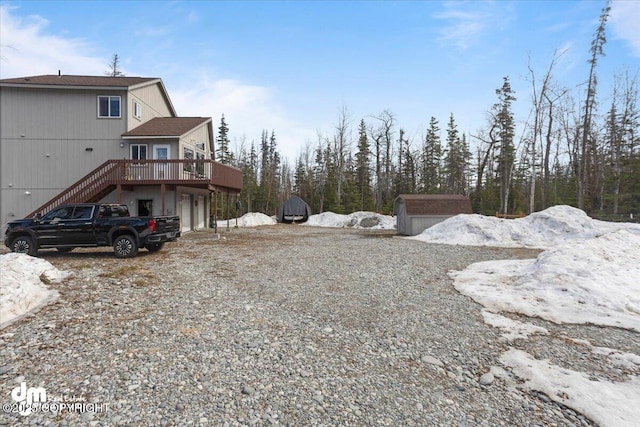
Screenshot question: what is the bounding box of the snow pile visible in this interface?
[216,212,277,227]
[451,229,640,332]
[0,253,68,329]
[412,205,640,249]
[410,204,640,426]
[306,211,396,229]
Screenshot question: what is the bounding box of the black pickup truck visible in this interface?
[4,203,180,258]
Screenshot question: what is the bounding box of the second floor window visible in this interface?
[133,101,142,119]
[98,95,121,118]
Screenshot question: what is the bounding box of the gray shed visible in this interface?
[393,194,473,235]
[277,195,312,223]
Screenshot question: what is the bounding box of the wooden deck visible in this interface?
[28,159,243,217]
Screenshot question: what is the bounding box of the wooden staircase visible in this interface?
[28,161,121,217]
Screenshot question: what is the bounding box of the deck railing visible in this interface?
[27,159,242,217]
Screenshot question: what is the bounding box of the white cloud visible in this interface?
[0,5,105,78]
[169,73,316,161]
[0,5,313,162]
[610,0,640,58]
[433,1,513,50]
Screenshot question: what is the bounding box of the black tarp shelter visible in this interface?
[277,195,312,223]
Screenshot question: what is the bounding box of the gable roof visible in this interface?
[122,117,212,139]
[0,74,177,116]
[0,74,159,89]
[394,194,473,216]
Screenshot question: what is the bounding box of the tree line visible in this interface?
[214,1,639,220]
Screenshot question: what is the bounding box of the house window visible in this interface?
[98,96,121,118]
[183,147,194,173]
[131,144,148,161]
[196,152,205,176]
[133,101,142,119]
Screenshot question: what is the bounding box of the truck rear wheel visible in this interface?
[10,236,38,256]
[145,242,165,252]
[113,235,138,258]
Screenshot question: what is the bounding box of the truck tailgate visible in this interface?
[154,216,181,234]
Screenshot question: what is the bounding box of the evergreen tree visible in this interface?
[216,114,234,164]
[422,116,442,193]
[579,0,611,212]
[355,119,373,211]
[443,114,470,195]
[493,77,517,213]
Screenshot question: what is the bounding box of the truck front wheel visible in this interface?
[10,236,38,256]
[113,235,138,258]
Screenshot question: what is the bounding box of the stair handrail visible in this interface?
[27,160,120,217]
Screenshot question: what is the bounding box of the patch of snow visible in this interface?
[450,230,640,332]
[216,212,277,227]
[481,310,548,341]
[305,211,396,229]
[0,253,68,329]
[500,349,640,427]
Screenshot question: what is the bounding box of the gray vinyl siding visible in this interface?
[0,80,195,227]
[1,87,128,139]
[0,86,130,224]
[99,188,178,217]
[99,186,210,230]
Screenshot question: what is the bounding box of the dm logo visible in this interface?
[11,382,47,416]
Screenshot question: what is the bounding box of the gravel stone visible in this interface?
[0,225,621,426]
[479,372,495,386]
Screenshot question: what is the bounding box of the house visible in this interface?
[0,74,242,232]
[393,194,473,236]
[276,195,312,223]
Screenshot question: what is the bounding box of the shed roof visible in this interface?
[395,194,473,216]
[122,117,212,139]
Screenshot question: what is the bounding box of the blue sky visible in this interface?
[1,0,639,162]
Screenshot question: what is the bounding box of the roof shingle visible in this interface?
[0,74,159,88]
[122,117,211,138]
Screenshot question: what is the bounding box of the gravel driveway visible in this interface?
[2,224,632,426]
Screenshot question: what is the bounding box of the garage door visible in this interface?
[181,194,191,232]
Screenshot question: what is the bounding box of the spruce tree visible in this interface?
[494,77,517,214]
[579,0,611,212]
[216,114,234,164]
[443,114,470,195]
[422,117,442,193]
[355,119,373,211]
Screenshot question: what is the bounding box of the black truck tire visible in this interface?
[113,235,138,258]
[10,236,38,256]
[145,242,165,252]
